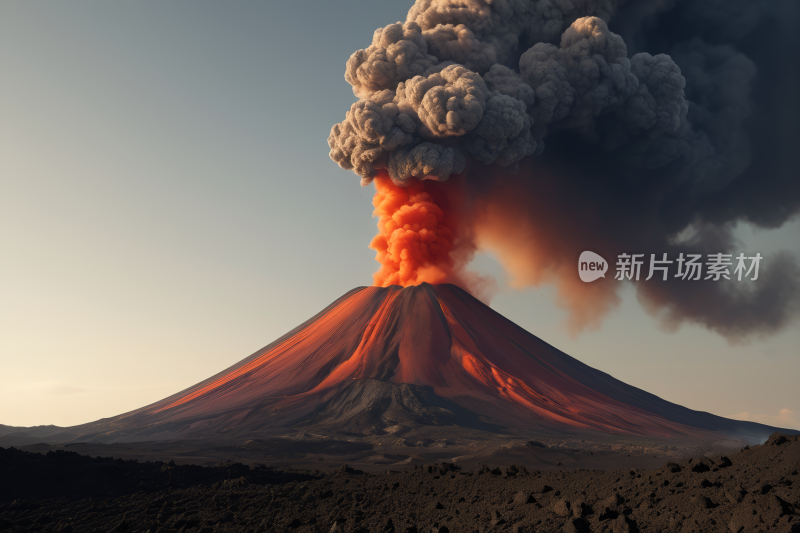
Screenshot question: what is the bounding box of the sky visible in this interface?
[1,1,798,430]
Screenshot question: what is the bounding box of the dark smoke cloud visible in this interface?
[329,0,800,340]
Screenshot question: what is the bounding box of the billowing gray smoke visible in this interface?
[328,0,800,340]
[328,2,688,186]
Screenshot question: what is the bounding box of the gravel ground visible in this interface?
[1,433,798,533]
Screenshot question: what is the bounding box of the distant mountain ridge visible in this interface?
[0,425,76,448]
[0,425,67,438]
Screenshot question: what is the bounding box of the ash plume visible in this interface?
[329,0,800,340]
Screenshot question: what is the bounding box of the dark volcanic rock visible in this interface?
[0,433,798,533]
[724,486,747,504]
[571,500,590,518]
[690,457,713,473]
[565,517,590,533]
[612,515,639,533]
[489,509,505,526]
[717,455,733,468]
[769,434,790,446]
[513,491,535,505]
[553,498,572,517]
[692,494,717,509]
[598,505,619,521]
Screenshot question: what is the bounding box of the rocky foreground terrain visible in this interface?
[1,433,798,533]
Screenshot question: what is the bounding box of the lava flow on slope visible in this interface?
[69,284,785,443]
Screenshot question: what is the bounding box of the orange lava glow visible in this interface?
[370,172,459,287]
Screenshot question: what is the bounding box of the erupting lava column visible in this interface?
[370,171,458,287]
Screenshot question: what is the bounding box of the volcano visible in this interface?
[69,284,783,444]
